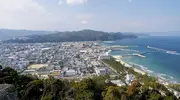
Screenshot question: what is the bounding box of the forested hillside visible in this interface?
[0,64,178,100]
[4,30,138,43]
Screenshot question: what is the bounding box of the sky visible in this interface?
[0,0,180,34]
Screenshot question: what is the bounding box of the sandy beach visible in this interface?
[112,55,146,75]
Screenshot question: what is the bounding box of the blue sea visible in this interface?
[102,36,180,83]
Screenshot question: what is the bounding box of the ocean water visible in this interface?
[103,36,180,83]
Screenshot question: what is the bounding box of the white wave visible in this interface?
[170,76,174,79]
[103,41,115,43]
[166,51,180,56]
[159,73,167,77]
[126,61,178,84]
[147,46,170,52]
[156,73,177,84]
[111,53,179,83]
[127,62,153,74]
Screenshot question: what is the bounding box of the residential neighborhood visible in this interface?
[0,42,114,80]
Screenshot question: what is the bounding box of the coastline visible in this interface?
[102,39,180,98]
[111,55,180,84]
[112,55,146,75]
[111,55,180,98]
[102,41,179,84]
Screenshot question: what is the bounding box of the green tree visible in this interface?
[65,88,76,100]
[23,80,44,100]
[127,80,141,96]
[102,86,124,100]
[15,75,33,98]
[164,96,176,100]
[41,78,66,100]
[41,95,52,100]
[164,91,178,100]
[73,78,95,90]
[121,94,128,100]
[0,65,2,70]
[73,78,96,100]
[1,67,18,84]
[148,92,161,100]
[75,90,94,100]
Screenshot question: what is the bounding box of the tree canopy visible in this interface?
[0,66,178,100]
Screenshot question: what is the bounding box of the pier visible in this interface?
[110,46,128,50]
[121,51,157,58]
[122,53,146,58]
[147,46,177,54]
[132,53,146,58]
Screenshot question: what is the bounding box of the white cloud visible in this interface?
[109,16,180,32]
[0,0,66,30]
[0,0,91,31]
[0,0,45,12]
[128,0,132,3]
[0,0,44,28]
[76,13,93,25]
[81,20,88,24]
[65,0,87,5]
[58,0,64,5]
[0,0,179,32]
[76,14,93,19]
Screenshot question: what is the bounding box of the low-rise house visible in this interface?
[94,67,109,76]
[28,64,48,70]
[126,74,135,85]
[65,69,76,76]
[39,74,49,79]
[22,69,37,75]
[98,55,111,60]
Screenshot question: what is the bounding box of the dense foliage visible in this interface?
[169,84,180,92]
[0,65,179,100]
[4,29,137,43]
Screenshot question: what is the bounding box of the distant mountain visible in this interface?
[4,29,138,43]
[0,29,52,40]
[123,32,150,37]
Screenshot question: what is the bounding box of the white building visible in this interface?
[22,69,37,75]
[98,55,111,60]
[80,50,87,53]
[126,74,135,85]
[39,74,49,79]
[91,61,99,66]
[95,67,108,76]
[110,80,126,87]
[65,69,76,76]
